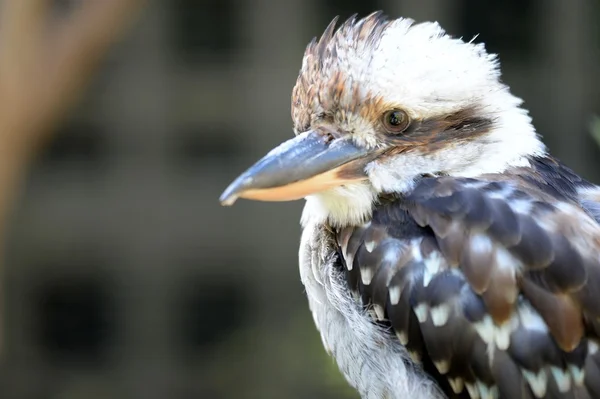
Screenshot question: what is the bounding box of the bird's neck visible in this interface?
[301,182,378,228]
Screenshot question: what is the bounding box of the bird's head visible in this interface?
[220,12,546,227]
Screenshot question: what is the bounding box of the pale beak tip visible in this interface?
[219,185,241,206]
[219,175,250,206]
[219,195,238,206]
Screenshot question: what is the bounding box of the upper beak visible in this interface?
[219,130,375,206]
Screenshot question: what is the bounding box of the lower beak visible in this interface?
[219,130,373,206]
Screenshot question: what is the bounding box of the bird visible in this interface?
[219,12,600,399]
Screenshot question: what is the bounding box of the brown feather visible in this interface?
[459,233,496,294]
[481,266,518,324]
[520,278,584,352]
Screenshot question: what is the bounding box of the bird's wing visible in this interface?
[579,185,600,224]
[336,175,600,399]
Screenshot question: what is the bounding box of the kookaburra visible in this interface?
[220,12,600,399]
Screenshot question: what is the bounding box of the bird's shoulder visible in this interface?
[334,155,600,398]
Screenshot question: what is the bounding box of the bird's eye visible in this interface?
[382,109,410,134]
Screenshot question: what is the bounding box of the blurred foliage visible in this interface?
[590,115,600,149]
[196,308,358,398]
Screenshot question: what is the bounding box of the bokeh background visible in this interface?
[0,1,598,398]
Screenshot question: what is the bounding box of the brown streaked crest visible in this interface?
[291,12,392,134]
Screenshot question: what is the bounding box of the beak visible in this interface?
[219,130,375,206]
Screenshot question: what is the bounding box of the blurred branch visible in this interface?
[0,0,145,150]
[0,0,146,352]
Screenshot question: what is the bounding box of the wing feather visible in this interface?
[336,175,600,398]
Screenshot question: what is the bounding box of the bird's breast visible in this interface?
[299,220,446,399]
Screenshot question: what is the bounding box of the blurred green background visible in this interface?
[0,0,598,398]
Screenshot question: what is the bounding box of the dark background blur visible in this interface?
[0,0,598,398]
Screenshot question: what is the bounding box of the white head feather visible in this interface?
[293,13,546,227]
